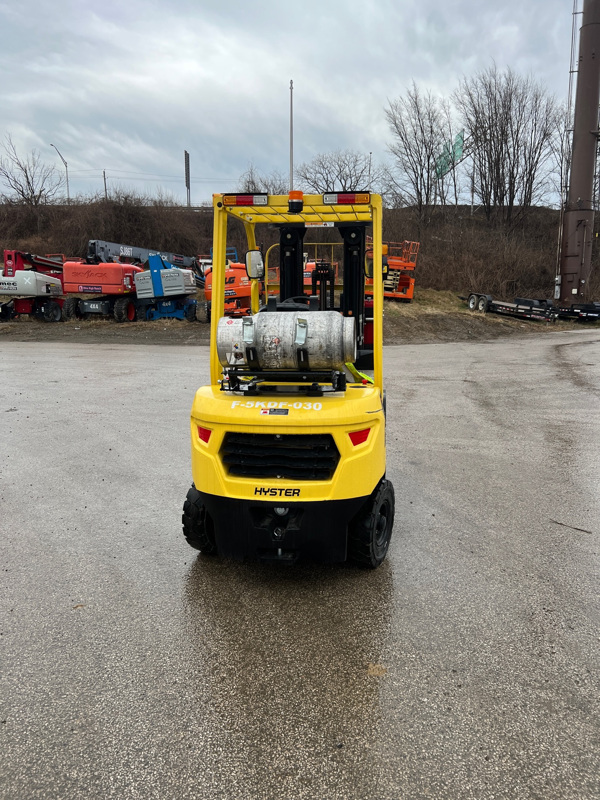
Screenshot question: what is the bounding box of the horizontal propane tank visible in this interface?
[217,311,356,370]
[0,271,62,297]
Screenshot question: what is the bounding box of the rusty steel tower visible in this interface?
[558,0,600,305]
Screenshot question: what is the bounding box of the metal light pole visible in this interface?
[50,143,70,204]
[289,79,294,191]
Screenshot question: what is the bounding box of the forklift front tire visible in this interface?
[182,485,217,555]
[348,479,395,568]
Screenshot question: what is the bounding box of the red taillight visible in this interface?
[197,426,212,443]
[223,194,268,206]
[323,192,370,205]
[348,428,370,446]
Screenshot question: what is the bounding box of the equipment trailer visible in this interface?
[182,191,395,567]
[465,292,600,323]
[464,292,559,322]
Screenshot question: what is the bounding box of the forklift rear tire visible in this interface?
[348,479,395,568]
[114,297,136,322]
[182,485,217,554]
[41,301,62,323]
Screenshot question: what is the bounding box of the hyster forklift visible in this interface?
[182,191,395,567]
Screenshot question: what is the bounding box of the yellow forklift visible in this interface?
[182,191,394,567]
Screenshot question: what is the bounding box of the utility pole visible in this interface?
[103,170,108,200]
[50,143,70,204]
[558,0,600,304]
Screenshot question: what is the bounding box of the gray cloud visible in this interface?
[0,0,574,204]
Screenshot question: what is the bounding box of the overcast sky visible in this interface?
[0,0,578,205]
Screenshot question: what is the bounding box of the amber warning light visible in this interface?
[223,194,268,206]
[288,190,304,213]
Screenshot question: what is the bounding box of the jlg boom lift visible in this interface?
[182,191,395,567]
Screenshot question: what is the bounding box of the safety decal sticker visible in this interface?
[261,408,288,415]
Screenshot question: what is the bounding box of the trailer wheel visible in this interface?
[348,479,395,568]
[477,295,488,312]
[61,297,81,320]
[41,301,62,323]
[467,294,478,311]
[182,485,217,554]
[184,302,197,322]
[114,297,136,323]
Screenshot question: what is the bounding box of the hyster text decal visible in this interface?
[254,488,300,497]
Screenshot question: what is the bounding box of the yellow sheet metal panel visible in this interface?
[190,385,385,501]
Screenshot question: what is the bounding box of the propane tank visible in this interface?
[217,311,356,370]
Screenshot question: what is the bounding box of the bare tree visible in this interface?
[454,65,559,224]
[384,83,447,227]
[236,164,289,194]
[0,135,64,207]
[294,150,381,193]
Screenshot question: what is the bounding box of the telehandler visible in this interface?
[182,191,395,567]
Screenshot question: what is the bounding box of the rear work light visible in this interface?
[348,428,370,446]
[323,192,370,205]
[197,426,212,443]
[223,194,268,206]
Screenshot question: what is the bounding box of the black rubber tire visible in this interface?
[184,302,197,322]
[61,297,81,320]
[196,301,210,324]
[467,294,478,311]
[41,300,62,323]
[113,296,136,323]
[182,485,217,554]
[348,479,395,568]
[477,295,488,312]
[136,304,147,322]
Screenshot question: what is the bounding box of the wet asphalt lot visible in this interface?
[0,330,599,800]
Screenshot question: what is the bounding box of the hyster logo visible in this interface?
[254,488,300,497]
